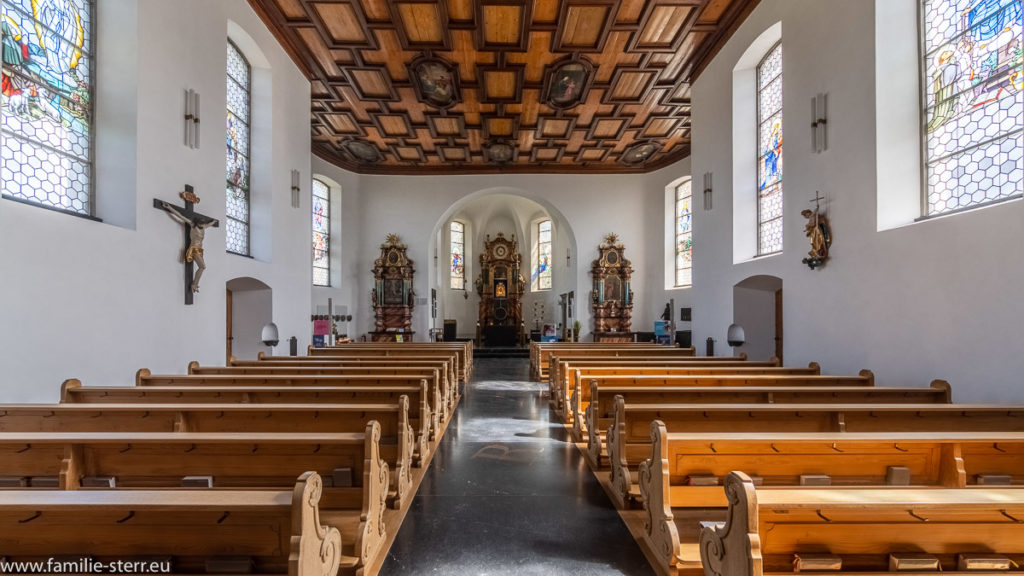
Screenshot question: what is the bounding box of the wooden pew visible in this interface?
[551,358,773,407]
[563,370,874,427]
[0,401,415,508]
[582,380,954,465]
[606,399,1024,509]
[0,471,343,576]
[697,471,1024,576]
[192,361,455,417]
[307,343,472,382]
[61,379,439,441]
[535,346,698,381]
[530,342,673,380]
[560,364,821,422]
[138,369,449,430]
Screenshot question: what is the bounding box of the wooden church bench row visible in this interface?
[563,370,876,427]
[137,369,452,430]
[0,471,344,576]
[697,471,1024,576]
[0,400,414,507]
[532,345,698,381]
[305,342,472,382]
[606,398,1024,509]
[191,361,455,415]
[557,364,827,421]
[551,358,780,410]
[237,355,459,397]
[529,342,682,380]
[580,380,954,462]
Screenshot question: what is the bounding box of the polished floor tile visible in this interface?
[380,358,654,575]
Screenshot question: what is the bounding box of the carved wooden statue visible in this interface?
[474,232,525,347]
[591,233,633,342]
[370,234,415,342]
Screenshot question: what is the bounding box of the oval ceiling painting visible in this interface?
[620,141,663,166]
[544,57,594,110]
[343,139,382,164]
[409,55,461,109]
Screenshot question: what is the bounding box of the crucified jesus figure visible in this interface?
[160,201,219,293]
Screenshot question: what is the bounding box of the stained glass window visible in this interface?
[226,40,250,255]
[1,0,94,215]
[675,179,693,287]
[533,220,552,291]
[450,221,464,290]
[922,0,1023,215]
[757,42,783,255]
[312,178,330,286]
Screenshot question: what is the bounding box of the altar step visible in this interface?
[474,347,530,359]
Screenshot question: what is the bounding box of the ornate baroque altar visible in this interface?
[370,234,415,342]
[591,233,634,343]
[474,233,525,347]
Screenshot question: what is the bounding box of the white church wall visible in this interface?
[0,0,311,401]
[691,0,1024,402]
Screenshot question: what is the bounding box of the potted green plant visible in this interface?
[572,320,581,342]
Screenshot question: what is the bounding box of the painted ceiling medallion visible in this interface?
[620,141,663,165]
[484,141,516,164]
[409,54,461,109]
[342,139,382,164]
[542,56,595,110]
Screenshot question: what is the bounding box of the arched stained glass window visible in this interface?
[922,0,1023,215]
[757,41,783,255]
[1,0,94,215]
[450,221,464,290]
[312,178,330,286]
[675,179,693,287]
[226,40,251,255]
[533,219,552,291]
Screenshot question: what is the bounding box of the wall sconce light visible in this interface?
[812,92,828,153]
[290,170,301,208]
[184,89,200,149]
[703,172,713,211]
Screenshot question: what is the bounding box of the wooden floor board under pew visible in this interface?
[306,342,472,383]
[551,357,771,411]
[0,470,343,576]
[136,369,449,437]
[530,342,680,381]
[606,399,1024,510]
[236,358,458,413]
[581,380,953,466]
[533,345,698,382]
[698,471,1024,576]
[0,400,415,508]
[561,363,821,425]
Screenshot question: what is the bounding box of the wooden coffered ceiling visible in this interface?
[248,0,759,174]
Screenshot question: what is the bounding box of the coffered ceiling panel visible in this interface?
[248,0,759,173]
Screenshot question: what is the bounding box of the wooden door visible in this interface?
[226,288,233,363]
[774,289,783,363]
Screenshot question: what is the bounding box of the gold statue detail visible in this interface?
[801,192,831,270]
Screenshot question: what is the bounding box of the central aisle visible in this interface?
[380,358,655,575]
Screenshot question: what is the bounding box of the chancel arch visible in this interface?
[428,190,578,344]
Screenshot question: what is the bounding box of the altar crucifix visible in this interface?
[153,185,219,305]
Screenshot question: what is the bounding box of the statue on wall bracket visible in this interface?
[801,192,832,270]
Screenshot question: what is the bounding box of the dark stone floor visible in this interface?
[380,358,655,575]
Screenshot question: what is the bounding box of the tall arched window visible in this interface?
[450,221,464,290]
[674,179,693,287]
[1,0,94,216]
[312,178,330,286]
[757,41,783,255]
[225,40,251,255]
[533,219,552,291]
[922,0,1022,216]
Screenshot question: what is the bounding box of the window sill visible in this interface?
[227,250,255,259]
[915,194,1022,224]
[2,194,103,223]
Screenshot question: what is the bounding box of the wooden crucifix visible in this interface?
[153,185,219,305]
